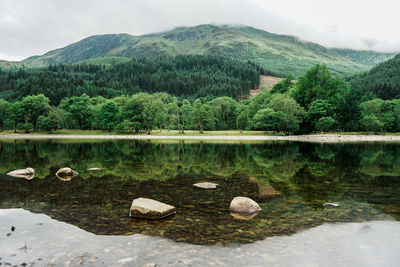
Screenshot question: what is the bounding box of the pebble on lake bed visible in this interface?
[193,182,218,189]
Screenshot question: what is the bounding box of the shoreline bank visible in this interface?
[1,133,400,143]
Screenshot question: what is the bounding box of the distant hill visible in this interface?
[0,24,396,77]
[350,54,400,99]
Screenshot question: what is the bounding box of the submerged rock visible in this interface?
[6,168,35,180]
[87,168,101,171]
[229,197,261,215]
[323,202,339,207]
[129,198,175,219]
[249,177,280,200]
[230,212,259,220]
[56,167,78,181]
[193,182,218,189]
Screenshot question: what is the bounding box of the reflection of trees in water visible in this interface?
[1,140,400,183]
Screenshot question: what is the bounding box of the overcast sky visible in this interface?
[1,0,400,61]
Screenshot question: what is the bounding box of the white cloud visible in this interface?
[0,0,399,61]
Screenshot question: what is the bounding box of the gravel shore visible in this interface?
[1,133,400,142]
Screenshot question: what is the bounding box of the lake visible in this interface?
[1,139,400,266]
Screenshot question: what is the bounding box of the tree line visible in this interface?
[0,55,260,105]
[0,54,400,133]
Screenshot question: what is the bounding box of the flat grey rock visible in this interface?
[193,182,218,189]
[129,198,175,219]
[87,167,101,171]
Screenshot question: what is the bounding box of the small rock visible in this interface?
[56,167,78,181]
[6,168,35,180]
[229,197,261,214]
[87,168,101,171]
[323,202,339,207]
[129,198,175,219]
[141,264,157,267]
[118,258,134,264]
[193,182,218,189]
[11,226,15,232]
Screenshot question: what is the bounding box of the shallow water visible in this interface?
[1,209,400,267]
[0,140,400,265]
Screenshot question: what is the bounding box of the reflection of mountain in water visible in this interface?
[0,140,399,245]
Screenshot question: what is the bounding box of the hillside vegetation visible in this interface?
[1,57,400,135]
[350,54,400,99]
[1,25,395,77]
[0,55,260,105]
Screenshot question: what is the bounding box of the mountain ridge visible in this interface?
[1,24,396,77]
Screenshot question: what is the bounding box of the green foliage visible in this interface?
[293,64,348,109]
[37,115,53,131]
[190,99,215,133]
[252,108,287,132]
[99,102,119,131]
[0,55,260,105]
[60,94,93,130]
[359,115,383,133]
[0,99,11,130]
[306,99,333,129]
[209,97,239,130]
[270,75,294,94]
[236,105,249,131]
[315,117,336,132]
[350,54,400,100]
[20,94,51,130]
[359,98,400,132]
[2,62,400,134]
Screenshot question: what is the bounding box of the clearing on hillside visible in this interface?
[249,75,282,97]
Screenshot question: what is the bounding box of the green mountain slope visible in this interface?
[332,48,395,66]
[1,24,396,77]
[350,54,400,99]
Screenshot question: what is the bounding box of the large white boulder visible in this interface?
[6,168,35,180]
[229,196,261,214]
[129,198,176,219]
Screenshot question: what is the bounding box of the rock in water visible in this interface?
[323,202,339,207]
[6,168,35,180]
[87,167,101,171]
[229,197,261,214]
[193,182,218,189]
[129,198,176,219]
[56,167,78,181]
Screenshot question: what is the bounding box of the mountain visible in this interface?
[1,24,396,77]
[350,54,400,99]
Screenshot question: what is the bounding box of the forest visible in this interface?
[0,55,261,105]
[0,54,399,134]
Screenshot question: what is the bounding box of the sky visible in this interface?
[1,0,400,61]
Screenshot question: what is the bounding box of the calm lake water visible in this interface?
[1,139,400,266]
